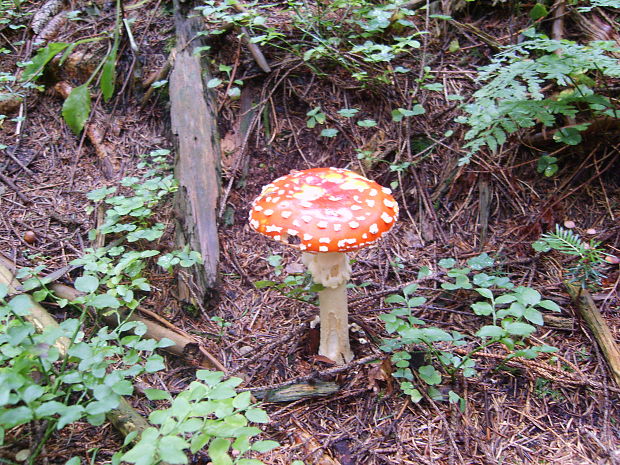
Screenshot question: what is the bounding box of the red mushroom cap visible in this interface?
[248,167,399,253]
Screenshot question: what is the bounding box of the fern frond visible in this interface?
[457,31,620,164]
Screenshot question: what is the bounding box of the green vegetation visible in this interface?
[0,150,277,464]
[380,253,560,408]
[533,225,609,288]
[456,30,620,164]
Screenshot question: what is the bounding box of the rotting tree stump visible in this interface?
[170,0,221,307]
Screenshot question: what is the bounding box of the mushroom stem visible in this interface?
[302,252,353,365]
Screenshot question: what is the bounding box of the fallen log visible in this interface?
[566,283,620,387]
[170,0,222,307]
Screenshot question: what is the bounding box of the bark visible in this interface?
[566,283,620,387]
[170,0,221,307]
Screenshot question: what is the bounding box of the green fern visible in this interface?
[457,30,620,164]
[532,225,608,288]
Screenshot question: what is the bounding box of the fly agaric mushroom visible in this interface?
[249,167,399,364]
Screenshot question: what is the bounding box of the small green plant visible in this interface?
[306,106,327,128]
[380,253,559,408]
[19,0,124,134]
[532,225,608,288]
[536,153,559,177]
[207,63,244,99]
[254,256,323,303]
[119,370,278,465]
[456,29,620,164]
[0,148,219,464]
[0,286,170,465]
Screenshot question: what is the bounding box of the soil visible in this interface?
[1,1,619,464]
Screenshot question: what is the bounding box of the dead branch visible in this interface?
[566,283,620,387]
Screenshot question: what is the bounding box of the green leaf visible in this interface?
[475,288,493,299]
[208,438,232,465]
[476,325,504,338]
[251,440,279,453]
[88,293,120,309]
[144,389,172,401]
[145,354,165,373]
[538,299,561,312]
[438,258,456,269]
[523,307,544,326]
[74,275,99,293]
[385,294,406,304]
[65,457,81,465]
[418,365,441,385]
[467,253,494,270]
[62,85,91,134]
[245,408,269,423]
[320,128,339,137]
[232,391,252,410]
[503,321,536,337]
[471,301,493,316]
[495,294,517,304]
[100,50,117,101]
[530,3,548,19]
[337,108,359,117]
[357,119,377,127]
[517,287,541,306]
[158,435,189,464]
[22,42,70,81]
[207,78,223,88]
[57,405,84,429]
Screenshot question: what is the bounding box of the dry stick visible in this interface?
[566,283,620,387]
[236,354,381,394]
[0,261,165,457]
[0,170,30,204]
[226,2,271,72]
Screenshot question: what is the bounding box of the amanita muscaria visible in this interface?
[249,167,399,365]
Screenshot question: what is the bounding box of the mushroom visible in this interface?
[249,167,399,364]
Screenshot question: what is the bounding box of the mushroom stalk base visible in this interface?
[302,252,353,365]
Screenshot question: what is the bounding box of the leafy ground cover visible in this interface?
[1,0,619,463]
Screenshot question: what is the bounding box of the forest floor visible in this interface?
[1,0,619,464]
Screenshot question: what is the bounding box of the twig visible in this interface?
[237,353,381,393]
[0,170,30,204]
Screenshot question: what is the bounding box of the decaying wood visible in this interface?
[54,81,119,179]
[0,261,159,453]
[49,282,226,371]
[253,381,340,402]
[170,0,222,307]
[566,283,620,387]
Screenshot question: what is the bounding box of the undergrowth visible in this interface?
[457,29,620,164]
[380,253,560,408]
[0,149,279,465]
